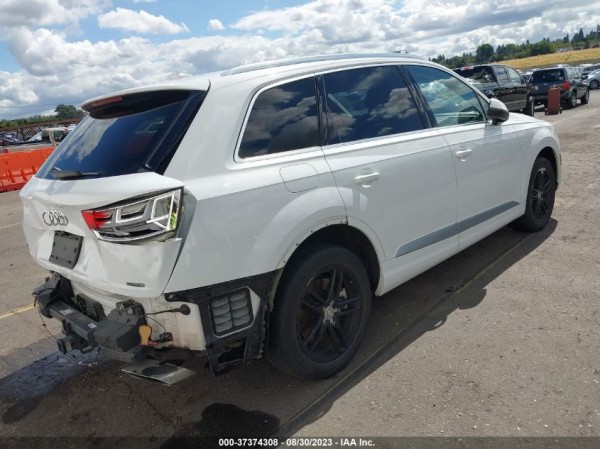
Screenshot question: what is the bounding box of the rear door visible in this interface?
[319,65,458,268]
[406,65,522,250]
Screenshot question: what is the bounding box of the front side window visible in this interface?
[321,65,423,144]
[406,65,487,127]
[494,66,509,83]
[238,78,319,158]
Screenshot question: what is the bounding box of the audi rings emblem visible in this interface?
[42,210,69,227]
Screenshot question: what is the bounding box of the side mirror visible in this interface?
[488,98,509,124]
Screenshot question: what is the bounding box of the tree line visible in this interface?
[0,104,84,131]
[432,25,600,69]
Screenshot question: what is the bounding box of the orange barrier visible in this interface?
[0,147,54,192]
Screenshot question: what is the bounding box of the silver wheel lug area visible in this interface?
[323,302,340,326]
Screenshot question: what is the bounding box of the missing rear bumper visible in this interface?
[34,274,150,363]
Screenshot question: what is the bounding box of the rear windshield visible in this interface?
[454,67,495,83]
[531,70,564,83]
[37,90,204,180]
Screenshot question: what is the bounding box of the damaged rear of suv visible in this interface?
[24,87,208,364]
[22,53,560,380]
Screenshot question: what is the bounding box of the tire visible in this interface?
[566,91,577,109]
[512,157,556,232]
[523,96,535,116]
[590,80,599,90]
[580,88,590,105]
[267,245,372,380]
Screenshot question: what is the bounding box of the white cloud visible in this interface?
[0,0,106,36]
[207,19,225,31]
[232,0,394,38]
[0,71,39,111]
[2,0,600,119]
[132,0,156,3]
[98,8,189,35]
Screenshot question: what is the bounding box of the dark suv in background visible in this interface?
[454,64,534,116]
[530,66,589,109]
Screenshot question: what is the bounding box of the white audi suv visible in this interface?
[21,53,560,379]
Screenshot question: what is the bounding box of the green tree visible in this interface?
[530,40,554,56]
[475,44,495,63]
[55,104,84,119]
[572,28,585,43]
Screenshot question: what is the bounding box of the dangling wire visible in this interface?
[37,310,58,342]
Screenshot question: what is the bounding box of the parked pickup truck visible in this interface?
[454,64,534,116]
[529,67,590,109]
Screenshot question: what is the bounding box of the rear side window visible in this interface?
[238,78,319,158]
[407,65,487,127]
[321,65,423,144]
[37,90,204,180]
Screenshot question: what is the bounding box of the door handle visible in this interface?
[455,149,472,160]
[354,172,380,187]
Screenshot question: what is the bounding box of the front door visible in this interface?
[406,65,522,251]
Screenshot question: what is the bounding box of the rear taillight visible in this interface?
[82,189,182,243]
[563,80,570,91]
[81,210,112,230]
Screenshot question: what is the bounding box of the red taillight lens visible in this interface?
[81,210,112,230]
[563,80,570,91]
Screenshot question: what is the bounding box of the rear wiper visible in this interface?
[50,167,104,180]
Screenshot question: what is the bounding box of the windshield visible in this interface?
[37,90,204,180]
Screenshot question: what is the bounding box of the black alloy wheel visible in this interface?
[513,157,556,232]
[590,80,599,90]
[531,166,553,220]
[567,91,577,109]
[581,89,590,105]
[296,265,363,363]
[267,246,371,380]
[527,97,535,117]
[524,96,535,116]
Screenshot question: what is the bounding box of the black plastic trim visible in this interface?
[166,270,279,373]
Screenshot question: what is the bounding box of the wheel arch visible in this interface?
[536,146,560,186]
[272,224,382,306]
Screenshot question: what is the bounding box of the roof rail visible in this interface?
[221,52,424,76]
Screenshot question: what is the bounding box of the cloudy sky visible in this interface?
[1,0,599,119]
